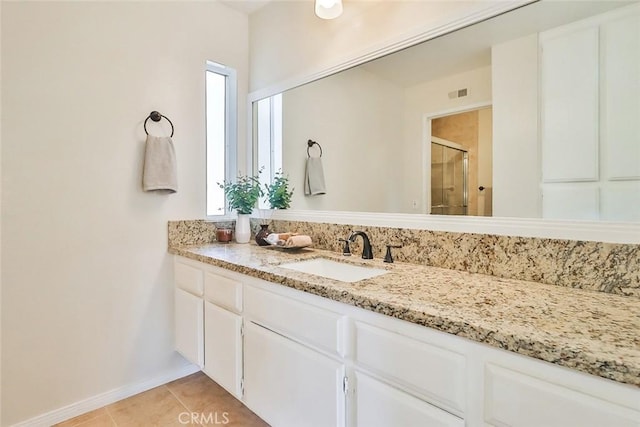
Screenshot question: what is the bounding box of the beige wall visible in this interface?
[478,108,493,216]
[1,2,248,424]
[282,67,404,212]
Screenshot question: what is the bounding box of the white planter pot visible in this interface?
[235,214,251,243]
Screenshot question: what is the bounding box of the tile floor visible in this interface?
[54,371,269,426]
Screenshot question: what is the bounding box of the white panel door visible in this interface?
[484,364,640,427]
[601,183,640,222]
[354,372,464,427]
[602,12,640,180]
[203,301,242,398]
[174,288,204,367]
[542,185,599,220]
[243,321,345,427]
[541,26,599,182]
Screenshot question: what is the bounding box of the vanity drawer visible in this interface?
[354,321,466,414]
[204,270,242,313]
[484,364,640,427]
[244,285,345,356]
[174,258,204,296]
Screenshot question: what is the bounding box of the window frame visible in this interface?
[205,60,237,219]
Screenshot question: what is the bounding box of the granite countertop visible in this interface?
[169,243,640,387]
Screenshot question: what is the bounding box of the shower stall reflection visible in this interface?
[431,141,468,215]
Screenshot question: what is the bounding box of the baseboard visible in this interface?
[10,363,200,427]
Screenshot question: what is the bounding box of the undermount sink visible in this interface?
[278,258,388,283]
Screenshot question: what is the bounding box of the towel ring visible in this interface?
[144,111,174,137]
[307,139,323,158]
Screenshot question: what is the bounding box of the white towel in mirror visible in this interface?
[304,157,326,196]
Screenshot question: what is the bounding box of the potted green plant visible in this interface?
[218,173,262,243]
[255,171,294,246]
[265,170,294,210]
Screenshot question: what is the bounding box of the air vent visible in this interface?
[448,88,469,99]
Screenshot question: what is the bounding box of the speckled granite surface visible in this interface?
[169,242,640,388]
[168,219,640,298]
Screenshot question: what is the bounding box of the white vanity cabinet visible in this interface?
[244,321,346,427]
[173,257,244,397]
[174,258,204,367]
[173,255,640,427]
[243,284,347,427]
[203,269,243,398]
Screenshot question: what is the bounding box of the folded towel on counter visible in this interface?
[285,235,313,247]
[264,233,312,247]
[304,157,326,196]
[143,135,178,193]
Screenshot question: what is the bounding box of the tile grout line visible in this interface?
[103,405,118,427]
[165,384,203,426]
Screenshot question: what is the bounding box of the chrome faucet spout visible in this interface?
[348,231,373,259]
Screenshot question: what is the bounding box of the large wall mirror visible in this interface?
[253,1,639,224]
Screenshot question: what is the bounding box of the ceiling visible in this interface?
[220,0,272,15]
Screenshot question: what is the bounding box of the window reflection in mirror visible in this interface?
[254,95,283,209]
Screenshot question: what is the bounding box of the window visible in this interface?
[206,61,237,217]
[255,94,283,208]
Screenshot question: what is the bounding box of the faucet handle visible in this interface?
[384,244,402,263]
[338,238,352,256]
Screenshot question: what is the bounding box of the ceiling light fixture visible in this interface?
[315,0,343,19]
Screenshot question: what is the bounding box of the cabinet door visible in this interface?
[244,321,345,427]
[174,288,204,367]
[203,301,242,398]
[541,25,599,182]
[354,372,464,427]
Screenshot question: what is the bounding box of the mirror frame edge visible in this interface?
[246,0,640,245]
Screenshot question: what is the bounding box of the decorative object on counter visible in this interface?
[256,170,294,246]
[338,238,351,256]
[304,140,326,196]
[384,244,403,263]
[142,110,177,193]
[265,233,313,249]
[235,215,251,243]
[216,228,233,243]
[254,224,272,246]
[218,173,263,244]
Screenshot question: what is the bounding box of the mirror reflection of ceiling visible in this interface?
[360,1,630,87]
[255,0,640,222]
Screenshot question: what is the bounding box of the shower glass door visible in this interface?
[431,142,468,215]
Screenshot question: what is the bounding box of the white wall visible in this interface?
[491,34,540,218]
[1,2,248,425]
[282,67,404,212]
[401,66,492,213]
[0,0,3,423]
[478,108,494,216]
[249,0,511,92]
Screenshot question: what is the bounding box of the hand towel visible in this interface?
[143,135,178,193]
[285,235,312,247]
[304,157,326,195]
